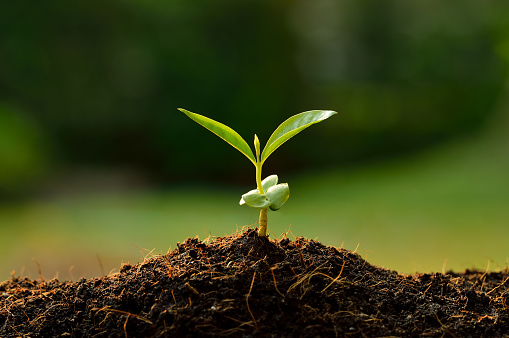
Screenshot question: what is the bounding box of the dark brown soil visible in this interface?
[1,228,508,337]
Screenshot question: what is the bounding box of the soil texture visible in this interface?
[1,228,508,337]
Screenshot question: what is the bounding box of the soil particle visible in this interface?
[1,228,508,337]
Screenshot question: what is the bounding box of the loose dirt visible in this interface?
[1,228,508,337]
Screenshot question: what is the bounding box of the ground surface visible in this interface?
[1,228,508,337]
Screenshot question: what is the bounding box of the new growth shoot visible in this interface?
[179,108,337,236]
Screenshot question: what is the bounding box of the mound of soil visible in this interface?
[1,228,508,337]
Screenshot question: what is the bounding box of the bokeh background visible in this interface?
[1,0,508,280]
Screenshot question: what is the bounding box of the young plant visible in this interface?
[179,108,337,237]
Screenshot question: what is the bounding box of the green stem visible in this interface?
[255,162,264,194]
[255,162,268,236]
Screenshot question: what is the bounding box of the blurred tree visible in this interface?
[0,104,50,196]
[0,0,508,194]
[289,0,507,165]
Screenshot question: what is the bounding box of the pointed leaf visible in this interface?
[261,110,337,164]
[261,175,278,192]
[266,183,290,211]
[254,134,261,162]
[240,189,271,209]
[179,108,256,164]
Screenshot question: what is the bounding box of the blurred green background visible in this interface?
[1,0,508,280]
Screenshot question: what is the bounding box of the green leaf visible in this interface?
[239,189,271,209]
[261,110,337,164]
[254,134,260,162]
[261,175,278,192]
[266,183,290,211]
[179,108,256,164]
[240,178,289,211]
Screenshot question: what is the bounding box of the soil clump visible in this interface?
[1,228,508,337]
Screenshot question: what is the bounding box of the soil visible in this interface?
[1,228,508,337]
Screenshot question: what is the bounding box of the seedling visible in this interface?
[179,108,337,236]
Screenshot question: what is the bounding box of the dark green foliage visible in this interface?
[0,0,508,190]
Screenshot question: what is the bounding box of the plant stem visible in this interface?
[255,162,268,236]
[258,208,268,237]
[255,162,264,194]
